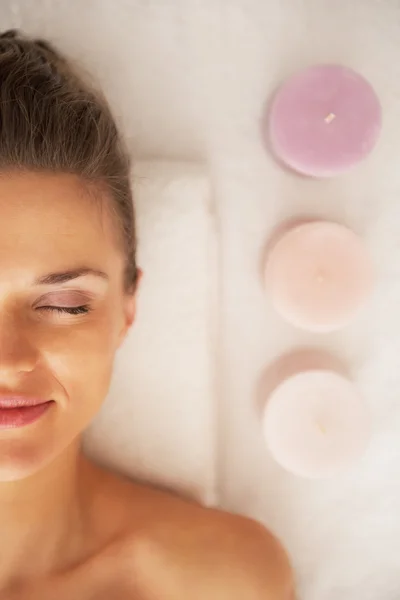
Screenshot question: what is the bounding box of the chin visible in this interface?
[0,437,61,482]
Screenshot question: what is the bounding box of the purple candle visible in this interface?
[268,64,382,177]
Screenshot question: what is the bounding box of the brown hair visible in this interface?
[0,29,138,292]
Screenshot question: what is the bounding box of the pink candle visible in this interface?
[264,221,374,332]
[262,368,370,478]
[268,64,382,177]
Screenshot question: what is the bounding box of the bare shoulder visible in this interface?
[92,465,294,600]
[136,504,293,600]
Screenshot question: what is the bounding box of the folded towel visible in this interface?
[85,161,217,506]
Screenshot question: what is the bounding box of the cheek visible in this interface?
[38,309,119,417]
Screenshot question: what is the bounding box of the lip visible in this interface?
[0,396,50,408]
[0,398,54,430]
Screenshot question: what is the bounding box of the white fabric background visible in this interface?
[84,161,217,507]
[1,1,400,599]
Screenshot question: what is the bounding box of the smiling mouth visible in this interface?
[0,401,54,429]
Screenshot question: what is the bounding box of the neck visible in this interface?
[0,439,90,592]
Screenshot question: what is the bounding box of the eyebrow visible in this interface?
[35,267,109,286]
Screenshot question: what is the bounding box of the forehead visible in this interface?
[0,171,122,278]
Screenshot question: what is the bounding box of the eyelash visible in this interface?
[39,305,92,316]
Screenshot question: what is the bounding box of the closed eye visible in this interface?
[38,305,91,315]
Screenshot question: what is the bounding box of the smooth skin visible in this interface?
[0,172,294,599]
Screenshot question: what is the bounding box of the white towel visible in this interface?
[85,161,217,506]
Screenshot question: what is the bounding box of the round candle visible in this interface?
[262,369,370,478]
[264,221,373,332]
[268,64,382,177]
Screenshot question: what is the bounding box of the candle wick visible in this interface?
[324,112,336,124]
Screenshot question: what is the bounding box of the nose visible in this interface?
[0,311,39,375]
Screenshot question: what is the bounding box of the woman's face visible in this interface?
[0,172,136,481]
